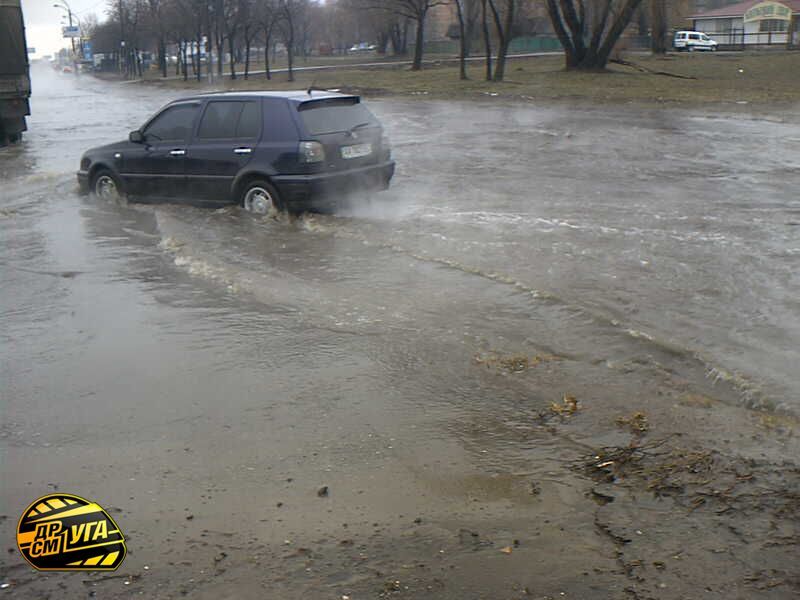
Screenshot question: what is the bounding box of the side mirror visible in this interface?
[129,130,144,143]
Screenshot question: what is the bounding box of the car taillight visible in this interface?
[298,141,325,163]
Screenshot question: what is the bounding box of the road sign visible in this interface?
[62,25,80,38]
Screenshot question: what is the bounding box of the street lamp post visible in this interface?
[53,1,83,61]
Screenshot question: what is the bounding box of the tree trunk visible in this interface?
[216,32,224,76]
[159,37,167,77]
[196,32,202,80]
[229,33,236,79]
[455,0,468,80]
[377,29,389,54]
[412,13,425,70]
[244,36,251,79]
[481,0,492,81]
[390,22,407,55]
[546,0,645,70]
[490,0,514,81]
[286,31,294,82]
[182,41,188,80]
[264,35,271,80]
[650,0,668,54]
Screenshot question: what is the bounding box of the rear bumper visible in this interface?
[272,160,395,211]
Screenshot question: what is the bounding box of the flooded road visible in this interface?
[2,66,799,598]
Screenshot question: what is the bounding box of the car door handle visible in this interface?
[169,149,186,156]
[233,147,252,154]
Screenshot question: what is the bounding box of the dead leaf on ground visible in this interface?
[550,394,579,416]
[616,412,650,434]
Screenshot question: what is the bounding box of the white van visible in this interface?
[673,31,719,51]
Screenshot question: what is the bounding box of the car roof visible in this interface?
[172,90,359,104]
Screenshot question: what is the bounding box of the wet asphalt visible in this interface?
[1,65,799,598]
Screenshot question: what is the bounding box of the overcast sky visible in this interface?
[23,0,108,58]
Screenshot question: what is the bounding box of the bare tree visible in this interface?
[389,16,410,55]
[224,0,241,78]
[481,0,491,80]
[354,0,446,70]
[545,0,648,70]
[486,0,514,80]
[277,0,295,81]
[650,0,668,54]
[258,0,279,79]
[453,0,468,79]
[449,0,479,77]
[238,0,260,78]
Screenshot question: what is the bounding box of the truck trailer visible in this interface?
[0,0,31,146]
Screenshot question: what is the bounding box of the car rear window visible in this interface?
[298,99,379,136]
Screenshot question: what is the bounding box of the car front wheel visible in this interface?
[241,180,283,215]
[92,169,123,201]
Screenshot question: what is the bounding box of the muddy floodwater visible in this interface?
[2,66,799,598]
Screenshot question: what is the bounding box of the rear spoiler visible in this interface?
[297,96,361,111]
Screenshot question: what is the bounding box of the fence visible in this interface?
[413,30,799,58]
[706,30,799,49]
[412,36,563,56]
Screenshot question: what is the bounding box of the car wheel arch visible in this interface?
[232,171,277,202]
[88,162,120,185]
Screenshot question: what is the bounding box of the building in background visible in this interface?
[691,0,800,47]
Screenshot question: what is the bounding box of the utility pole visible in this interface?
[54,1,80,73]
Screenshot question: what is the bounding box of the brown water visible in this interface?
[1,65,799,598]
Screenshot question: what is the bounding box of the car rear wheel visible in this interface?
[241,180,283,215]
[92,169,123,201]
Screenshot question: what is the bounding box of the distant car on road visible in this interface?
[673,31,718,52]
[348,42,376,53]
[77,91,395,214]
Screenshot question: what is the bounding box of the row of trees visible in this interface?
[86,0,676,81]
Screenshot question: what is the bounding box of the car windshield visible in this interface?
[298,99,379,135]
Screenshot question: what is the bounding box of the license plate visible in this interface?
[341,143,372,159]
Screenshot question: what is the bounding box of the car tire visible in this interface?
[688,45,695,52]
[91,169,123,201]
[711,46,717,52]
[240,180,283,215]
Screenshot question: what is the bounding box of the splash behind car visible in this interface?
[77,90,395,213]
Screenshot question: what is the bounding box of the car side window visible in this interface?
[689,34,700,40]
[236,102,261,139]
[197,101,261,140]
[144,104,199,142]
[198,101,243,139]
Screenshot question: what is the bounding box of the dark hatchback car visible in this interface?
[77,91,395,213]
